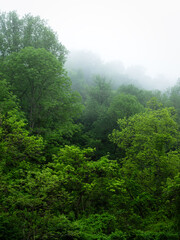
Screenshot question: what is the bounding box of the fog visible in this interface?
[66,50,174,90]
[1,0,180,90]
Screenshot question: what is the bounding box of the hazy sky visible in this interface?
[1,0,180,87]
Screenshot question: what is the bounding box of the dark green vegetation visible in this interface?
[0,12,179,240]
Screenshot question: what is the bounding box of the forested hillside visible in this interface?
[0,12,179,240]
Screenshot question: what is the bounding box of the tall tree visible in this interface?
[82,76,112,130]
[109,107,180,231]
[110,107,180,199]
[3,47,81,135]
[0,11,67,61]
[78,76,112,155]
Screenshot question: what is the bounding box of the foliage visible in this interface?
[0,110,44,167]
[0,11,179,240]
[2,47,82,135]
[109,107,180,233]
[0,78,19,114]
[164,173,180,235]
[0,11,67,61]
[107,93,144,131]
[117,84,154,107]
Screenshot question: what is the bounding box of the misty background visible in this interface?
[1,0,180,90]
[65,50,173,90]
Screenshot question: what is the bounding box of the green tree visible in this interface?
[108,93,144,130]
[110,107,179,160]
[110,107,180,223]
[117,84,154,107]
[146,97,163,110]
[0,11,66,61]
[78,76,112,156]
[47,145,127,219]
[0,110,44,168]
[68,69,88,101]
[3,47,82,136]
[0,143,126,239]
[82,76,112,129]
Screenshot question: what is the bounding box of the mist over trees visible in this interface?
[65,50,172,91]
[0,11,179,240]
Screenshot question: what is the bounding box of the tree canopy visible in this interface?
[2,47,81,135]
[0,11,67,61]
[0,11,179,240]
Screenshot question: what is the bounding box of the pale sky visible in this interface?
[1,0,180,88]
